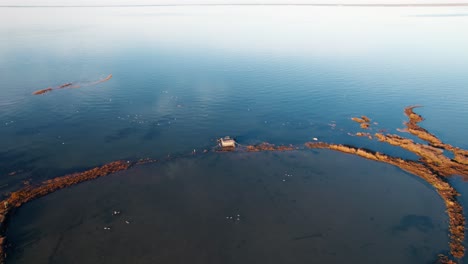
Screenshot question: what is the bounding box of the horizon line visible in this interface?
[2,3,468,8]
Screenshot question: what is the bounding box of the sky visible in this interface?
[2,0,468,6]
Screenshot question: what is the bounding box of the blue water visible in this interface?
[1,5,468,263]
[6,151,449,264]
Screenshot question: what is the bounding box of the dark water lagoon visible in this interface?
[1,5,468,263]
[6,152,448,264]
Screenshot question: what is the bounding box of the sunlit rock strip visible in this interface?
[0,106,466,263]
[351,116,371,129]
[0,160,132,263]
[307,106,467,262]
[32,74,112,95]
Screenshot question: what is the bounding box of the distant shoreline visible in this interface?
[2,3,468,8]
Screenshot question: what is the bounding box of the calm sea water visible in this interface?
[6,152,448,264]
[1,5,468,263]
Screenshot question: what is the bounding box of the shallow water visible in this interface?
[1,5,468,263]
[6,151,448,264]
[1,6,468,185]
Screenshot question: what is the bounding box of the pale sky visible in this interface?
[2,0,468,6]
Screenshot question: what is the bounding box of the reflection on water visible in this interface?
[1,5,468,263]
[1,6,468,188]
[6,151,448,264]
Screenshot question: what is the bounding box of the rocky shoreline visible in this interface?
[0,106,466,263]
[32,74,113,95]
[0,161,131,262]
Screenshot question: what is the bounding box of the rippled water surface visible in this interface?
[1,5,468,263]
